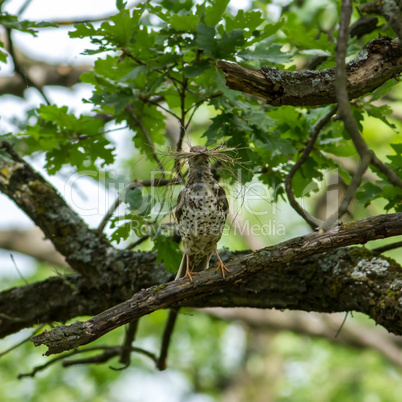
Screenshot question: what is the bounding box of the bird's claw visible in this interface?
[184,270,198,283]
[214,250,229,279]
[215,261,230,279]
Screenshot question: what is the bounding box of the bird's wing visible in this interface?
[175,189,185,222]
[217,185,229,216]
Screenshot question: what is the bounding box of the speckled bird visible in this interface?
[175,145,229,282]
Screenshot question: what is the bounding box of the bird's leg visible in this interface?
[183,254,198,283]
[214,250,230,278]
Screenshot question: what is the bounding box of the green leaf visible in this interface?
[382,186,402,212]
[363,103,398,132]
[239,43,292,65]
[109,215,147,244]
[101,90,133,114]
[386,144,402,178]
[291,158,322,198]
[182,60,211,77]
[20,105,114,174]
[356,182,383,207]
[120,65,148,82]
[124,188,143,210]
[205,0,230,27]
[69,8,145,50]
[153,234,182,272]
[203,113,230,143]
[218,29,245,58]
[170,14,198,31]
[110,221,133,244]
[254,133,296,156]
[0,12,56,36]
[247,19,285,46]
[196,23,217,57]
[159,0,193,13]
[225,10,264,35]
[69,23,97,39]
[116,0,127,10]
[0,47,7,63]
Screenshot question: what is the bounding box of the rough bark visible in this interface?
[0,141,123,279]
[30,231,402,355]
[217,37,402,106]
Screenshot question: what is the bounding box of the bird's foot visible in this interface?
[183,269,198,283]
[214,250,230,279]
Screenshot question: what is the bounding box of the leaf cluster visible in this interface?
[2,0,401,258]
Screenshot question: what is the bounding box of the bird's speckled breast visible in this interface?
[179,177,227,266]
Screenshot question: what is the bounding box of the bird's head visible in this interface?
[190,145,208,153]
[188,145,209,167]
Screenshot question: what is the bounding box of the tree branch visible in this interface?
[206,309,402,368]
[30,212,402,355]
[284,106,337,230]
[335,1,402,190]
[0,250,171,339]
[0,228,67,267]
[360,0,402,41]
[97,178,179,233]
[5,28,51,104]
[320,152,372,230]
[0,55,89,97]
[126,106,166,178]
[216,36,402,106]
[0,141,113,278]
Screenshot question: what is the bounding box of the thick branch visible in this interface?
[0,250,170,339]
[0,141,113,277]
[216,37,402,106]
[30,213,402,355]
[0,64,88,97]
[0,228,67,267]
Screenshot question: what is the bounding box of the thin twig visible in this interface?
[157,308,179,370]
[370,154,402,189]
[17,0,34,15]
[125,234,151,249]
[373,240,402,254]
[117,321,139,369]
[127,107,166,178]
[64,347,157,367]
[0,325,44,358]
[284,106,338,230]
[5,28,50,105]
[184,93,223,116]
[97,178,180,233]
[97,197,123,233]
[176,76,188,153]
[335,311,349,338]
[147,99,180,121]
[321,152,372,230]
[18,343,158,378]
[10,253,29,285]
[66,347,121,366]
[18,347,108,378]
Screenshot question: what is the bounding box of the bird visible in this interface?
[175,145,229,282]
